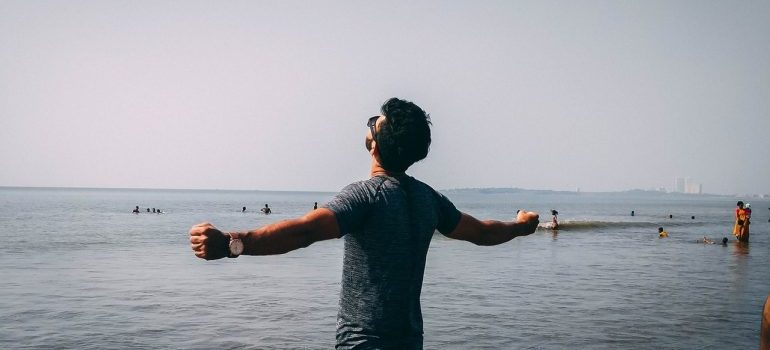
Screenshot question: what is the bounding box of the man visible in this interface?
[189,98,540,349]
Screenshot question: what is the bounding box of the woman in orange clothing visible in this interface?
[733,201,750,242]
[762,294,770,350]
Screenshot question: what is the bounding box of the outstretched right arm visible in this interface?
[189,208,340,260]
[445,210,539,246]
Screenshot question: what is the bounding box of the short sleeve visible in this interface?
[434,191,462,235]
[323,182,372,236]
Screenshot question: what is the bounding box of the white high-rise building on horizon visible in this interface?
[675,177,686,193]
[674,177,703,194]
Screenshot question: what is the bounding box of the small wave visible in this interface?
[537,220,662,231]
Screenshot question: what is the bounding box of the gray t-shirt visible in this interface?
[325,175,462,349]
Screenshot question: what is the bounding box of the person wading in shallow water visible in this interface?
[762,294,770,350]
[188,98,540,349]
[733,201,750,242]
[550,209,559,230]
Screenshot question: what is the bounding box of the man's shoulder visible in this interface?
[407,176,436,191]
[404,176,448,199]
[333,178,386,202]
[340,178,383,192]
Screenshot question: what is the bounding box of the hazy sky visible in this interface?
[1,0,769,194]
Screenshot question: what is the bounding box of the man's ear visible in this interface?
[370,140,384,164]
[369,140,377,157]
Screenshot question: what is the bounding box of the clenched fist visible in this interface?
[189,222,229,260]
[515,210,539,236]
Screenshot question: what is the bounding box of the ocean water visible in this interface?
[1,187,768,349]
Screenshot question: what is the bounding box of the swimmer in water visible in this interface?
[658,227,668,238]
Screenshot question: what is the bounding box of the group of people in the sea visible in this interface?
[133,202,321,216]
[240,202,320,214]
[241,204,273,214]
[132,205,163,214]
[656,200,756,243]
[548,200,760,244]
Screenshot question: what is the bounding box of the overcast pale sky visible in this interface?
[1,0,768,194]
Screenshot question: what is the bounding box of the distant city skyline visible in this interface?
[1,1,769,195]
[673,177,703,195]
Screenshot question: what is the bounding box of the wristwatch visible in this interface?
[227,232,244,258]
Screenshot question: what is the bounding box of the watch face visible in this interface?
[229,239,244,256]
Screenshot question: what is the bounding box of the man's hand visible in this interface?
[189,222,229,260]
[515,210,539,236]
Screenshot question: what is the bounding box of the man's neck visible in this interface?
[369,160,404,178]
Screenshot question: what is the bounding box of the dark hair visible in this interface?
[377,98,432,172]
[658,227,663,232]
[737,201,744,207]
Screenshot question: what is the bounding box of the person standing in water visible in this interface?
[762,294,770,350]
[745,203,752,221]
[550,209,559,230]
[733,201,750,242]
[260,204,272,214]
[658,227,668,238]
[188,98,539,348]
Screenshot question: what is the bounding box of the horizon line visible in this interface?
[0,185,757,197]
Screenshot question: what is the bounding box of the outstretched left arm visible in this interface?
[444,210,539,246]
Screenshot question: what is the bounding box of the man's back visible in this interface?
[188,98,539,348]
[326,175,460,349]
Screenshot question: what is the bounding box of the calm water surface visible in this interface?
[1,187,768,349]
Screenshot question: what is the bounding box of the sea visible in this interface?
[1,187,768,350]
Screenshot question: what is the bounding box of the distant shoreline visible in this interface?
[443,187,745,198]
[2,185,766,198]
[0,186,337,195]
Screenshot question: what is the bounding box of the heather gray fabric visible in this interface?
[324,175,462,349]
